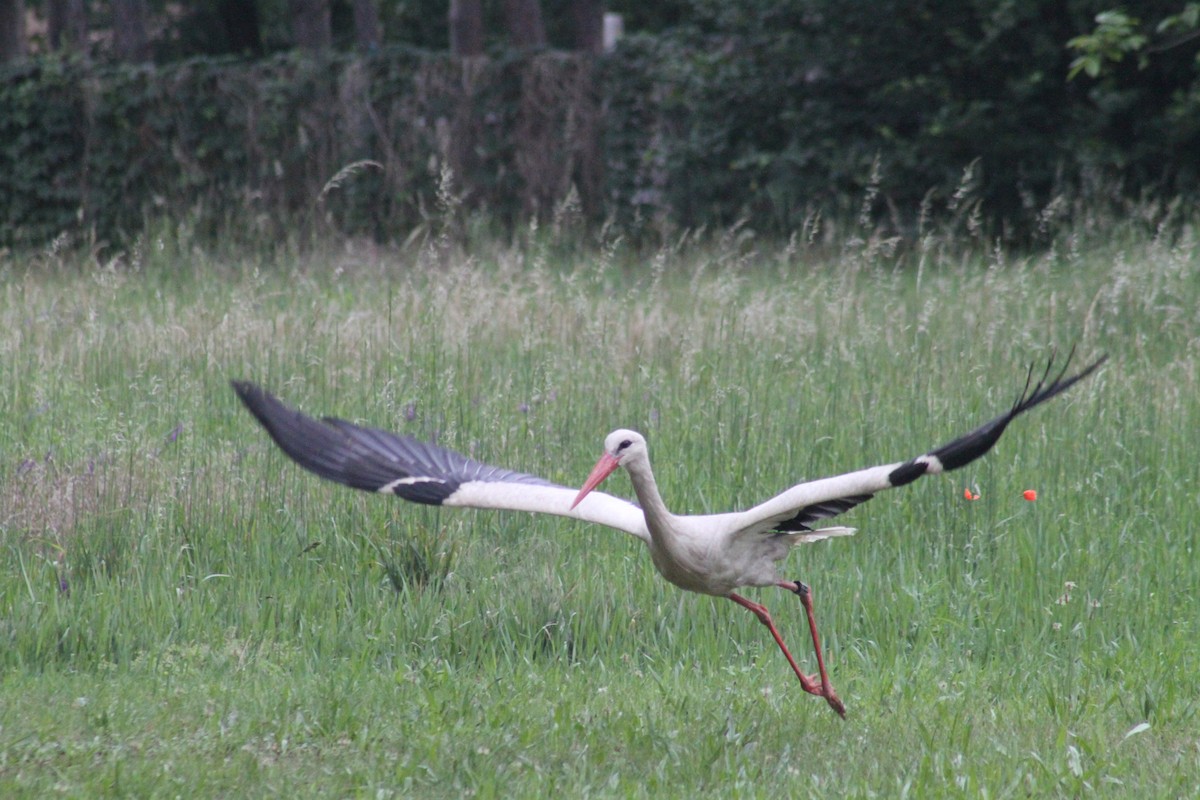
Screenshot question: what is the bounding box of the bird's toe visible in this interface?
[825,690,846,719]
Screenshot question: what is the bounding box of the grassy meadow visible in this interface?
[1,222,1198,797]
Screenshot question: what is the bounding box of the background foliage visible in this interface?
[2,0,1199,249]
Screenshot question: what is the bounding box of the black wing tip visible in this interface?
[231,379,468,501]
[230,379,302,441]
[1012,350,1107,417]
[231,378,278,425]
[230,378,254,404]
[927,349,1105,475]
[230,378,261,398]
[230,379,366,487]
[231,379,278,416]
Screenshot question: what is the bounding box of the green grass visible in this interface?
[2,227,1198,797]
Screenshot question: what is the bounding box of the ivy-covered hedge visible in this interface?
[2,3,1199,250]
[0,48,612,247]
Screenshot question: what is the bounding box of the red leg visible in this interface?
[728,591,845,718]
[776,580,844,717]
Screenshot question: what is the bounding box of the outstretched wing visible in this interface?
[232,382,649,541]
[728,351,1105,538]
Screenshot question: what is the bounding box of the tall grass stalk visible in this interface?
[1,225,1197,796]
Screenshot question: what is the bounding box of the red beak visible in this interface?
[571,453,621,509]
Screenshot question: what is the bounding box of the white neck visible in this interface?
[622,452,677,545]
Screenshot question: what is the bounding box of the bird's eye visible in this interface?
[618,439,633,451]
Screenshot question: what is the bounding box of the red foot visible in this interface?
[823,688,846,718]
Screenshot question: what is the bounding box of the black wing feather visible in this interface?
[232,381,556,505]
[772,494,875,532]
[887,349,1107,487]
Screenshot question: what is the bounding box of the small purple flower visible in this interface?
[165,423,184,444]
[403,402,418,422]
[58,576,70,595]
[518,402,530,414]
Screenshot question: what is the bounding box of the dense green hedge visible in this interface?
[2,3,1198,249]
[634,0,1200,236]
[0,48,616,247]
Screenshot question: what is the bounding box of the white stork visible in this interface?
[232,352,1104,718]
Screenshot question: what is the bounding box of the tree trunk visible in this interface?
[448,0,482,57]
[0,0,25,62]
[571,0,602,54]
[217,0,263,56]
[352,0,381,51]
[289,0,331,51]
[502,0,545,50]
[48,0,88,54]
[112,0,151,61]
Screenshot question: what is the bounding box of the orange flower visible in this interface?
[963,488,980,501]
[1023,489,1038,502]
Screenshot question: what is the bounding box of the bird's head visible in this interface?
[570,429,646,509]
